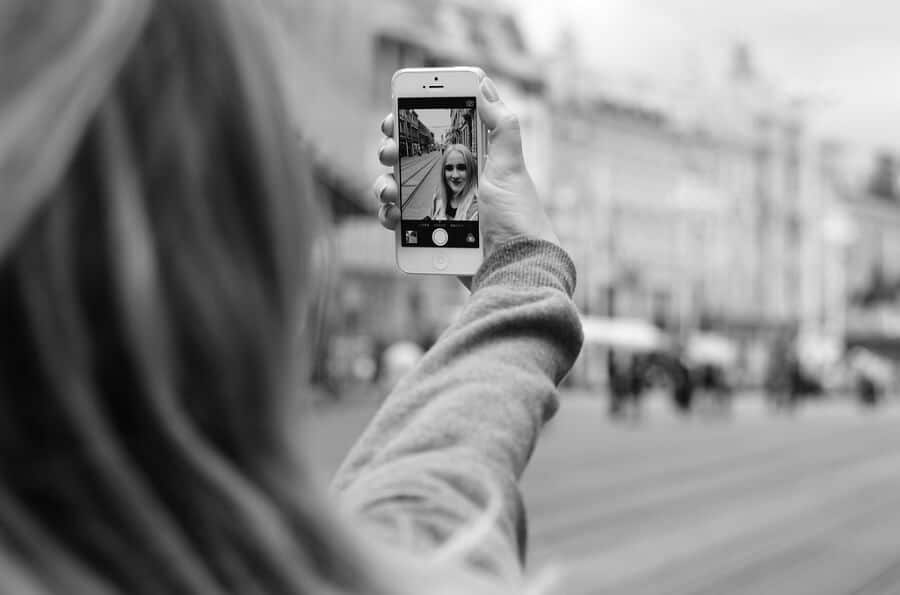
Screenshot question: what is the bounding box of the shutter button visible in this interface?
[432,228,449,246]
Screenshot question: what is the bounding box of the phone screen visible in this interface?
[398,97,479,248]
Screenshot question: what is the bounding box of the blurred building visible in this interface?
[249,1,900,389]
[398,110,435,156]
[254,0,546,389]
[842,169,900,356]
[544,40,864,383]
[448,108,475,151]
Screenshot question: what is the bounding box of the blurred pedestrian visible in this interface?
[607,349,641,417]
[693,363,733,415]
[669,353,695,414]
[766,328,801,410]
[847,347,890,407]
[1,1,581,594]
[431,144,479,221]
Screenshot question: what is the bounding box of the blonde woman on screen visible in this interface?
[431,144,479,221]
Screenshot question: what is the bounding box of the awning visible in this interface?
[582,316,669,352]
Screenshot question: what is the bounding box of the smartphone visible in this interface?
[391,67,486,275]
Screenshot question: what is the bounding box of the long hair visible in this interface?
[0,1,386,593]
[0,1,551,594]
[439,144,477,201]
[433,144,478,221]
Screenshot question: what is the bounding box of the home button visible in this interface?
[432,228,449,246]
[432,255,448,271]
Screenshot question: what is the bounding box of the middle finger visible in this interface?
[378,138,399,166]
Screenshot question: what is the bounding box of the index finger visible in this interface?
[381,113,394,138]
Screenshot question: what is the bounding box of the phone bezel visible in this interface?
[391,67,485,276]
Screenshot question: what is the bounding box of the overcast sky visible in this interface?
[413,109,452,135]
[512,0,899,156]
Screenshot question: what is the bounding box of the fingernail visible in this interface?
[374,179,386,200]
[481,77,499,102]
[377,142,386,161]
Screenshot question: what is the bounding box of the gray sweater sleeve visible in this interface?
[331,238,584,576]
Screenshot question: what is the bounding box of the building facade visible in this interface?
[543,41,862,383]
[447,108,474,152]
[844,192,900,347]
[253,1,900,390]
[253,0,546,391]
[399,110,435,157]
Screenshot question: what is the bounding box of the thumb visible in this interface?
[477,77,524,165]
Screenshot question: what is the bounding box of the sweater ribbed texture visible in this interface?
[473,238,577,297]
[332,237,584,585]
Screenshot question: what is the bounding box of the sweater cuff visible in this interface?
[471,238,577,297]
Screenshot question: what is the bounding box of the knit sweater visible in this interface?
[332,238,583,580]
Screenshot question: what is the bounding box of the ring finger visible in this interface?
[373,173,398,204]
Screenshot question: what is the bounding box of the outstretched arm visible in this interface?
[339,73,583,578]
[332,237,581,572]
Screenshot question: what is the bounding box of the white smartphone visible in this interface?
[391,67,486,275]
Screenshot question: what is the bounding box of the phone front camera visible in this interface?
[434,76,439,81]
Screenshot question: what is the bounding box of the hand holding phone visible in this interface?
[473,76,560,253]
[375,70,559,275]
[386,68,485,275]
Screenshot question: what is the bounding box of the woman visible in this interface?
[431,144,479,221]
[1,0,582,593]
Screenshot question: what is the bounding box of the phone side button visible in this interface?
[433,255,448,270]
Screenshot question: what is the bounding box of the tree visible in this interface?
[866,152,899,201]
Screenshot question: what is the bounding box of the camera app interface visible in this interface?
[398,97,479,248]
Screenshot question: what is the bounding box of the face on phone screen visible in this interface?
[398,97,479,248]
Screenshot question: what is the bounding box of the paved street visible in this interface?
[311,391,900,594]
[400,151,442,219]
